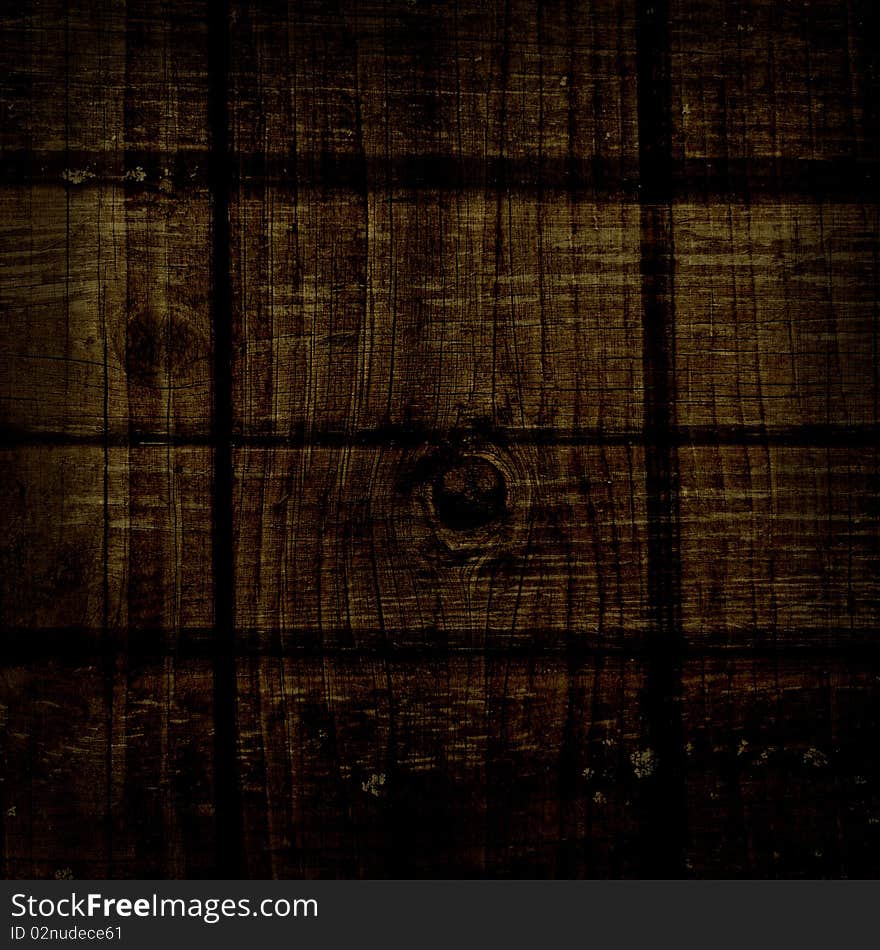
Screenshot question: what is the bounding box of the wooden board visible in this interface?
[0,659,216,879]
[673,202,879,428]
[1,0,878,880]
[679,445,879,643]
[1,445,214,638]
[236,655,655,878]
[683,655,880,878]
[233,443,649,648]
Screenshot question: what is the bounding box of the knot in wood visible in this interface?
[432,455,507,531]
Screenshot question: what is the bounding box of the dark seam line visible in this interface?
[3,152,880,200]
[636,0,688,877]
[208,0,242,879]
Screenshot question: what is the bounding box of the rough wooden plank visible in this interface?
[670,0,879,163]
[0,0,213,438]
[0,445,213,636]
[0,659,216,879]
[237,655,655,878]
[233,443,648,648]
[0,183,213,437]
[229,0,639,182]
[109,658,216,878]
[673,202,879,428]
[231,187,643,435]
[228,0,644,437]
[0,0,126,166]
[678,445,879,643]
[0,662,110,878]
[683,655,880,878]
[0,0,209,171]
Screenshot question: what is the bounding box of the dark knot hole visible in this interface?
[432,456,507,531]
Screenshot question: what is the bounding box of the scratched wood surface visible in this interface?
[0,0,878,879]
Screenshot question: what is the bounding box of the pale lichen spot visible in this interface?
[737,739,749,757]
[5,805,15,817]
[803,748,828,769]
[123,166,147,182]
[61,169,95,185]
[581,767,595,781]
[630,748,657,779]
[54,868,74,880]
[592,791,606,805]
[361,772,386,798]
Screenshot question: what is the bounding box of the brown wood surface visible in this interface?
[0,0,878,879]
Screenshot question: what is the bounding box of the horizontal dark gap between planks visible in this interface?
[2,152,879,200]
[2,424,878,449]
[2,628,879,660]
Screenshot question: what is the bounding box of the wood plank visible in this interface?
[673,201,879,428]
[233,443,649,648]
[0,0,209,170]
[110,657,216,878]
[231,187,643,435]
[0,659,216,879]
[0,0,126,166]
[0,0,212,438]
[670,0,878,164]
[0,184,213,437]
[0,662,110,878]
[683,655,880,878]
[229,0,639,182]
[0,445,213,636]
[237,655,655,878]
[228,0,644,437]
[679,445,879,643]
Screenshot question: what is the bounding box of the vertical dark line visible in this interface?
[208,0,242,878]
[635,0,688,876]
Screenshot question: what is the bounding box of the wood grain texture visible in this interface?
[0,445,213,637]
[671,0,879,163]
[229,0,639,179]
[0,184,213,437]
[679,445,879,642]
[1,0,879,880]
[233,443,648,648]
[0,0,209,167]
[0,659,216,879]
[232,187,643,436]
[673,202,879,428]
[237,655,657,878]
[0,0,212,438]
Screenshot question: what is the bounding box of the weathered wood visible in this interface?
[233,443,649,648]
[671,0,879,164]
[231,187,643,435]
[679,445,879,642]
[237,655,656,878]
[228,0,639,180]
[0,184,213,437]
[0,0,212,439]
[1,0,879,881]
[0,659,216,879]
[674,202,880,428]
[0,445,213,636]
[683,655,880,878]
